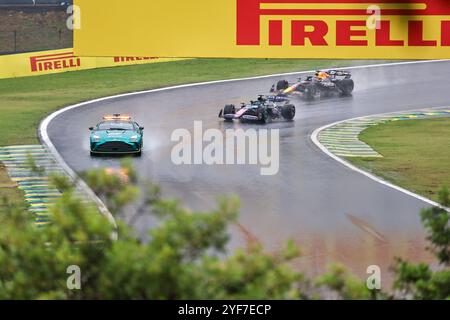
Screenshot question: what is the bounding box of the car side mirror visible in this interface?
[139,126,144,131]
[89,127,94,131]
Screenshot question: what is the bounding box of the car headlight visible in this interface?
[130,135,139,142]
[92,135,101,142]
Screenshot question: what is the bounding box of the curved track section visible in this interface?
[312,108,450,210]
[45,60,450,280]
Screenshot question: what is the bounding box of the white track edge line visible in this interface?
[39,124,118,240]
[310,107,450,212]
[38,59,450,235]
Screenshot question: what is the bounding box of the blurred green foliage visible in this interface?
[391,187,450,299]
[0,160,448,299]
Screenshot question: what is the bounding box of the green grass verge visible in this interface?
[0,58,390,206]
[348,118,450,202]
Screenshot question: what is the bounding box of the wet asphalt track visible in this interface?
[47,60,450,280]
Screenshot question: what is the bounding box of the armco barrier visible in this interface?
[0,48,188,79]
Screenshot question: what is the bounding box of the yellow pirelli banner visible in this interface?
[74,0,450,59]
[0,48,187,79]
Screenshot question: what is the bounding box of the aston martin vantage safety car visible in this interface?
[89,114,144,156]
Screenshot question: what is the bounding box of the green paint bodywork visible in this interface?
[89,120,143,154]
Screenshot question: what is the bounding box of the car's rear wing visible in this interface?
[327,70,352,78]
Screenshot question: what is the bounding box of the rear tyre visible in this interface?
[336,79,354,95]
[276,80,289,91]
[223,104,236,122]
[223,104,236,115]
[281,104,296,120]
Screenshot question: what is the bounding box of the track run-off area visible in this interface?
[43,60,450,282]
